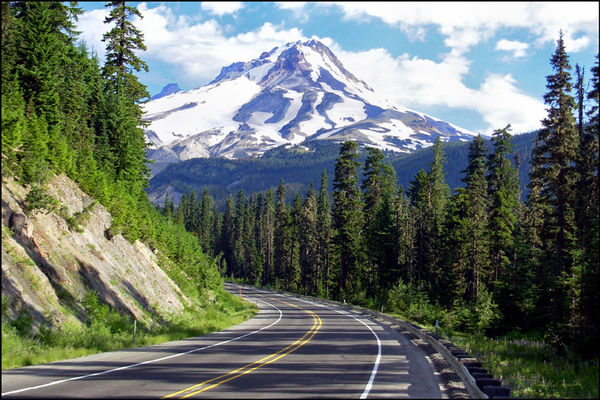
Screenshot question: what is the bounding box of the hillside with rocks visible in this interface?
[2,174,191,334]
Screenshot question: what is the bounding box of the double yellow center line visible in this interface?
[163,299,322,398]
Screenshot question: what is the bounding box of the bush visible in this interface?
[386,279,448,326]
[81,290,130,334]
[23,184,58,214]
[452,289,501,334]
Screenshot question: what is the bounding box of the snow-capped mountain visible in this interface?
[143,39,476,174]
[150,83,181,100]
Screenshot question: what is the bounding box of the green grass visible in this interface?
[1,289,257,370]
[448,331,599,399]
[380,300,598,399]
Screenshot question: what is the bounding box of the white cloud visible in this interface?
[77,3,306,87]
[276,2,307,11]
[200,2,243,16]
[334,46,545,133]
[496,39,529,58]
[75,2,553,134]
[275,2,310,22]
[474,73,546,133]
[76,7,110,59]
[314,2,599,54]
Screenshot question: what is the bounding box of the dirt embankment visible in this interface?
[2,174,190,333]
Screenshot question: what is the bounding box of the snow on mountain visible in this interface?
[143,39,477,174]
[150,83,182,100]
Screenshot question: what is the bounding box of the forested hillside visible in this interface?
[163,34,599,358]
[1,1,244,366]
[147,131,538,209]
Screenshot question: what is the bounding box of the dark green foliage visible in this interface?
[407,138,450,301]
[362,147,398,300]
[1,1,222,324]
[485,126,524,332]
[332,141,365,301]
[316,170,333,298]
[443,135,490,307]
[528,31,580,341]
[574,55,599,354]
[148,133,538,212]
[273,181,291,288]
[102,1,148,99]
[299,184,318,294]
[101,1,150,185]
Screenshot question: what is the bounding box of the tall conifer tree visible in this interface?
[316,170,332,297]
[101,1,149,184]
[462,134,490,302]
[274,180,290,288]
[333,141,364,300]
[300,184,318,294]
[528,31,579,333]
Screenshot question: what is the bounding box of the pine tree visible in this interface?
[462,134,490,303]
[487,126,520,282]
[262,189,275,287]
[395,187,415,284]
[485,126,523,328]
[428,138,451,299]
[101,1,150,185]
[316,170,332,298]
[289,194,302,291]
[361,147,398,299]
[274,180,291,289]
[13,2,81,126]
[199,189,214,254]
[102,1,148,99]
[575,54,600,353]
[299,183,318,294]
[232,190,246,276]
[221,194,235,277]
[332,141,365,301]
[528,31,579,335]
[408,168,430,285]
[243,195,261,284]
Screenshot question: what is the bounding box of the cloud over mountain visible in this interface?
[143,40,478,174]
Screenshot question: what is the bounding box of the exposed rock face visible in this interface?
[1,175,189,333]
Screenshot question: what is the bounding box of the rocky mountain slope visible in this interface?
[143,39,477,175]
[2,175,190,334]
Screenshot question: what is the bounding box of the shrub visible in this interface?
[23,184,58,214]
[386,279,447,326]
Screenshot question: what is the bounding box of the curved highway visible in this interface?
[2,284,444,398]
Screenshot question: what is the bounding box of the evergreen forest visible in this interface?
[1,1,222,307]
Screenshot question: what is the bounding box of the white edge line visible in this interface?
[254,289,382,399]
[2,296,282,397]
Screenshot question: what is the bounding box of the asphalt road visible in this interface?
[2,284,445,398]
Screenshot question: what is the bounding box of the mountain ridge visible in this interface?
[151,82,182,100]
[143,39,478,175]
[146,130,537,209]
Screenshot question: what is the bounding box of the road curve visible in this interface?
[1,284,444,398]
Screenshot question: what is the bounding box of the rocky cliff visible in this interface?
[1,174,190,333]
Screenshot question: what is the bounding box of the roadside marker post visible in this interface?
[133,320,137,345]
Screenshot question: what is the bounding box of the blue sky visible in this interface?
[75,1,599,135]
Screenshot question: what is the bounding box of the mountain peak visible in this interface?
[143,39,477,170]
[151,83,181,100]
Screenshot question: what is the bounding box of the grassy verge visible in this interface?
[2,289,257,370]
[387,312,599,399]
[449,331,599,399]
